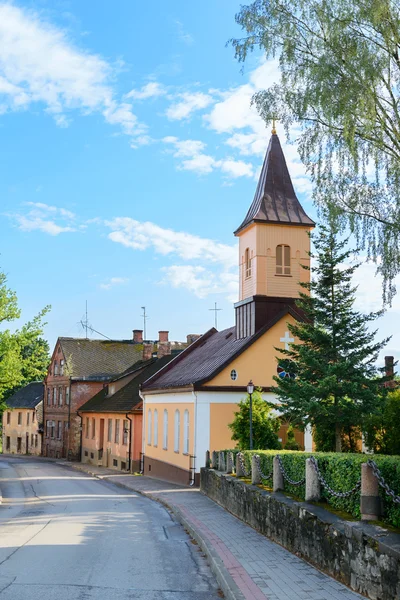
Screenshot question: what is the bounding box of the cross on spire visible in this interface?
[280,331,294,350]
[272,117,277,135]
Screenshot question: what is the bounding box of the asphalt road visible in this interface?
[0,457,221,600]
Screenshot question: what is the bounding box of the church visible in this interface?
[141,128,315,485]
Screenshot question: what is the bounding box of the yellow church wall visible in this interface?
[144,401,194,471]
[210,403,239,451]
[206,313,298,389]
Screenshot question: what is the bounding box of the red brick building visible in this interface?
[43,335,144,460]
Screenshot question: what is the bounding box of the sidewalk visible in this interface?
[62,461,363,600]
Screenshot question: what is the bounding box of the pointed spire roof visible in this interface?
[235,133,315,234]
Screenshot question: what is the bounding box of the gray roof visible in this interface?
[59,338,143,380]
[6,382,44,409]
[235,133,315,233]
[143,327,253,390]
[143,306,304,391]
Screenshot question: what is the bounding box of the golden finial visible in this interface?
[272,117,277,135]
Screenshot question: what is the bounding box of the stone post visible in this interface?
[251,455,261,485]
[212,451,218,469]
[273,456,284,492]
[226,452,234,474]
[218,451,226,472]
[305,458,321,502]
[205,450,211,469]
[361,463,381,520]
[236,453,245,477]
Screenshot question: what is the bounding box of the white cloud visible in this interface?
[105,217,238,302]
[125,82,166,100]
[162,265,238,301]
[99,277,129,290]
[0,3,145,141]
[166,91,213,120]
[174,20,194,46]
[10,202,77,236]
[106,217,236,268]
[162,136,253,178]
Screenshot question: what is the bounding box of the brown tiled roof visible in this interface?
[143,307,302,391]
[79,355,176,413]
[59,338,143,381]
[6,382,44,409]
[235,133,315,234]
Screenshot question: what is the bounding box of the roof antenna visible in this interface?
[209,302,222,329]
[81,300,89,338]
[141,306,148,340]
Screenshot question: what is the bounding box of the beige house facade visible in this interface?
[3,382,44,456]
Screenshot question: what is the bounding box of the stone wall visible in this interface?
[201,468,400,600]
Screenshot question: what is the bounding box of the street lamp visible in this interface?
[247,380,254,450]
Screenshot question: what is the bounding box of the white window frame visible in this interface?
[147,409,152,445]
[163,410,168,450]
[153,409,158,447]
[174,409,180,453]
[183,410,189,455]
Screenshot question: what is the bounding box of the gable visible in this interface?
[203,313,298,389]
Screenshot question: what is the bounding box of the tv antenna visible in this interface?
[79,301,112,340]
[209,302,222,329]
[141,306,148,340]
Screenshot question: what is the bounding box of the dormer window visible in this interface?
[245,248,252,278]
[276,245,291,276]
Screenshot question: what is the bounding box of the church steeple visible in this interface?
[234,132,314,339]
[235,132,315,235]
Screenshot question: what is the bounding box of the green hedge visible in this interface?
[216,449,400,528]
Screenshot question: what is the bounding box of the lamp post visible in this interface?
[247,380,254,450]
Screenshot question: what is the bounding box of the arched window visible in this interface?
[245,248,252,278]
[183,410,189,454]
[174,409,180,453]
[163,410,168,450]
[153,409,158,447]
[147,409,152,445]
[276,244,291,275]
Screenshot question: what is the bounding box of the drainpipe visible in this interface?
[76,410,83,462]
[126,413,133,472]
[139,388,145,474]
[191,390,198,486]
[67,379,72,460]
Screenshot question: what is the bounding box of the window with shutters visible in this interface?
[123,420,129,445]
[276,244,291,275]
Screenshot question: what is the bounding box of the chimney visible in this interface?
[157,341,171,359]
[133,329,143,343]
[143,342,154,361]
[158,330,169,343]
[187,334,201,345]
[385,356,395,387]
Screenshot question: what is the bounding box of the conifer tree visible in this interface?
[272,220,389,452]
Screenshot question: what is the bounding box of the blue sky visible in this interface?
[1,0,398,363]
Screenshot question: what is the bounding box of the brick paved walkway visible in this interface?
[63,463,364,600]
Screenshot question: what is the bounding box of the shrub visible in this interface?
[232,450,400,528]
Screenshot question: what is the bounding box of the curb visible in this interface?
[65,462,243,600]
